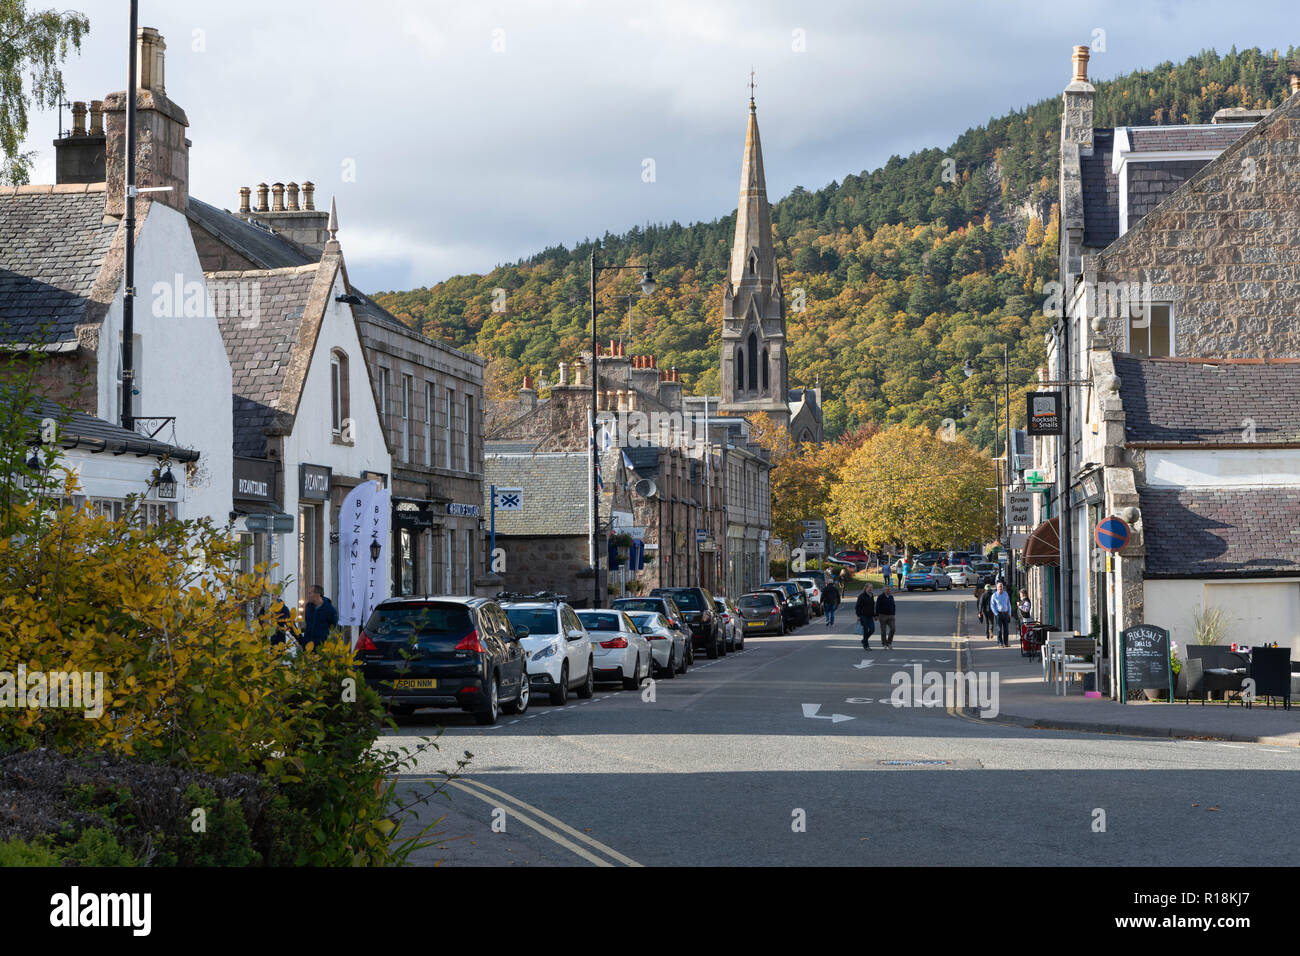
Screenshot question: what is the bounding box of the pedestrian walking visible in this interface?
[882,559,892,589]
[855,585,876,650]
[876,586,897,647]
[301,584,339,649]
[990,581,1013,646]
[977,584,994,640]
[270,600,295,646]
[823,579,841,626]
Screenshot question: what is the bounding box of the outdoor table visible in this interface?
[1203,667,1247,703]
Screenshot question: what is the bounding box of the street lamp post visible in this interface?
[588,247,655,609]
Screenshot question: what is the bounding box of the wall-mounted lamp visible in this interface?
[155,465,177,500]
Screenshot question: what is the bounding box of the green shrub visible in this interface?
[0,835,61,866]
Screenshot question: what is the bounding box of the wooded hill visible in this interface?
[374,47,1300,447]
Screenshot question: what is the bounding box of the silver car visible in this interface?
[713,596,746,651]
[627,612,689,677]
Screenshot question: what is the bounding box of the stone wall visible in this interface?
[494,534,606,608]
[1090,93,1300,358]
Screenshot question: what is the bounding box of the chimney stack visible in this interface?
[235,177,331,253]
[54,98,106,184]
[519,375,538,411]
[102,28,189,216]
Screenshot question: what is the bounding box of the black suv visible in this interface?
[649,587,724,659]
[356,596,529,725]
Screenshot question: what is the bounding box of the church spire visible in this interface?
[728,93,776,290]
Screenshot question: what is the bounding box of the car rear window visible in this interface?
[656,589,704,611]
[577,611,622,632]
[505,607,559,636]
[628,612,661,628]
[613,599,661,612]
[364,603,474,644]
[740,594,775,608]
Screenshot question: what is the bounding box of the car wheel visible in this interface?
[550,664,568,705]
[474,676,500,725]
[504,673,530,714]
[677,646,688,674]
[736,632,744,650]
[622,655,641,690]
[576,658,594,699]
[662,647,677,679]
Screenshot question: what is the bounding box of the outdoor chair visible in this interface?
[1043,632,1071,684]
[1056,637,1097,696]
[1180,658,1204,705]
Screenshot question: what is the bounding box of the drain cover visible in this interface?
[878,759,952,767]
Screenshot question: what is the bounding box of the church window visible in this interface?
[735,347,744,392]
[762,348,769,392]
[749,254,756,275]
[747,333,758,391]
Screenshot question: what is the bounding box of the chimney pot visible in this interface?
[89,100,104,135]
[558,361,569,386]
[255,183,270,213]
[238,186,251,213]
[1071,45,1090,84]
[1292,74,1300,95]
[71,101,87,136]
[136,27,166,93]
[271,182,285,212]
[302,181,316,210]
[287,182,300,211]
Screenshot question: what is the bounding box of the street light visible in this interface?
[587,246,657,609]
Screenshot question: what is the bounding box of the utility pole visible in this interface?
[121,0,138,431]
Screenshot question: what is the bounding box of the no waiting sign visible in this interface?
[1095,515,1130,552]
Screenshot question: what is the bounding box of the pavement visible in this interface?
[959,603,1300,746]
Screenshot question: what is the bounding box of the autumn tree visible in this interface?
[769,422,880,546]
[826,425,995,555]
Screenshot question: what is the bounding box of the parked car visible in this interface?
[825,555,858,569]
[945,565,979,587]
[500,598,595,704]
[763,581,811,626]
[904,565,953,591]
[914,550,946,566]
[793,577,823,616]
[357,596,529,725]
[575,609,653,689]
[611,595,692,663]
[799,569,832,591]
[649,587,725,659]
[832,550,871,569]
[713,596,745,651]
[755,586,797,632]
[736,591,786,635]
[626,612,689,677]
[972,562,1001,587]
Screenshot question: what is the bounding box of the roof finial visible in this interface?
[327,195,338,241]
[749,67,756,110]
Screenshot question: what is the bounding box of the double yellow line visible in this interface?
[445,777,642,867]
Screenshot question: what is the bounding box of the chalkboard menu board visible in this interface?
[1122,624,1170,691]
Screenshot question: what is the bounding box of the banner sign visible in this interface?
[338,480,391,635]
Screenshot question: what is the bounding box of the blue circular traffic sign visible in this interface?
[1095,516,1130,552]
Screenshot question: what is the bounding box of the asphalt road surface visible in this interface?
[382,591,1300,866]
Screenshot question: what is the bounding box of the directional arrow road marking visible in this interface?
[853,659,875,669]
[802,703,854,723]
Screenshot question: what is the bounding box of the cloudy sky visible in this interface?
[20,0,1296,292]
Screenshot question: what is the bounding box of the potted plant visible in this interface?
[1192,604,1226,645]
[612,532,633,563]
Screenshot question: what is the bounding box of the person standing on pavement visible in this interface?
[823,579,841,625]
[990,581,1013,646]
[882,558,892,589]
[301,584,339,649]
[977,584,994,640]
[875,586,897,647]
[855,585,877,650]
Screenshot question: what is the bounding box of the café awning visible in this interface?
[1022,515,1060,566]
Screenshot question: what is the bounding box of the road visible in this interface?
[382,590,1300,866]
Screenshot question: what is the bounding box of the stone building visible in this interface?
[1029,45,1300,689]
[0,27,233,528]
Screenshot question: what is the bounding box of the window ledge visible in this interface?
[331,433,354,447]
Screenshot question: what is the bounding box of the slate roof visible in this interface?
[1126,125,1250,152]
[1081,129,1120,248]
[483,453,590,535]
[187,196,313,270]
[0,185,119,345]
[623,444,661,476]
[1114,356,1300,444]
[1126,159,1209,228]
[21,396,198,461]
[212,264,320,457]
[1139,487,1300,577]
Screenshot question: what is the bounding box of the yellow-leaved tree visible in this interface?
[826,425,995,554]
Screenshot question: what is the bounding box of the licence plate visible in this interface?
[746,621,764,627]
[393,678,437,690]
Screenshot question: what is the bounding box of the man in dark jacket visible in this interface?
[823,580,841,626]
[855,585,876,650]
[875,587,897,647]
[977,585,994,640]
[302,585,339,649]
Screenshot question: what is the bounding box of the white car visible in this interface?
[626,612,688,677]
[794,578,823,616]
[945,566,979,587]
[576,609,653,690]
[502,600,594,704]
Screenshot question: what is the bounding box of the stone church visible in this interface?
[718,94,824,445]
